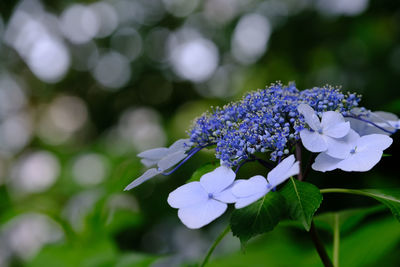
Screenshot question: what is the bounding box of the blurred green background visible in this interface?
[0,0,400,266]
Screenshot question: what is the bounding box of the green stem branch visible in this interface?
[200,225,230,267]
[320,188,371,197]
[333,213,340,267]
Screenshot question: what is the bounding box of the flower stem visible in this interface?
[296,147,333,267]
[310,221,334,267]
[295,142,303,181]
[200,226,230,267]
[333,213,340,267]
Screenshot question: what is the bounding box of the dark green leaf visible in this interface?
[358,189,400,222]
[186,163,219,183]
[230,192,287,244]
[280,178,323,231]
[314,205,386,234]
[321,188,400,223]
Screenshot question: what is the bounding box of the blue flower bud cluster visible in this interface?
[188,82,361,166]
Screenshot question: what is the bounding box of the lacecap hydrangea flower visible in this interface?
[125,82,397,229]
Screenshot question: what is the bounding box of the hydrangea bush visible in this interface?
[125,82,400,267]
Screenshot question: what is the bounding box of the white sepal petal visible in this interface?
[167,182,208,209]
[312,153,341,172]
[140,158,159,167]
[177,199,227,229]
[124,168,160,190]
[300,130,328,152]
[297,104,321,131]
[373,111,399,122]
[356,134,393,152]
[337,151,383,172]
[168,138,193,153]
[232,176,267,198]
[200,166,236,194]
[234,191,267,209]
[157,150,187,171]
[137,147,169,160]
[325,138,352,159]
[267,155,299,186]
[321,111,350,138]
[213,180,243,203]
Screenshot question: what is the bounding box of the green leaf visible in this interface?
[280,178,323,231]
[320,188,400,222]
[358,189,400,222]
[339,216,400,267]
[314,205,386,234]
[230,192,287,244]
[186,163,219,183]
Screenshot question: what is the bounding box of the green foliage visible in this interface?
[357,189,400,222]
[321,188,400,223]
[339,216,400,267]
[230,192,287,244]
[208,216,400,267]
[314,205,386,234]
[28,239,159,267]
[280,178,323,231]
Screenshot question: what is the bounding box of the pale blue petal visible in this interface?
[124,168,160,190]
[297,104,321,131]
[300,130,328,152]
[267,155,299,186]
[213,180,243,203]
[157,150,187,171]
[140,158,158,167]
[342,129,361,143]
[325,137,352,159]
[232,176,267,198]
[337,151,383,172]
[137,147,169,160]
[213,188,237,203]
[321,111,350,138]
[200,166,236,194]
[312,153,341,172]
[177,199,227,229]
[373,111,399,122]
[168,139,193,153]
[167,182,208,209]
[286,162,300,178]
[389,120,400,129]
[234,191,268,209]
[347,118,390,136]
[356,134,393,152]
[346,117,371,136]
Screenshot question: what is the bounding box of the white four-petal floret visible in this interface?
[167,155,300,228]
[298,104,351,159]
[167,165,237,229]
[297,105,393,173]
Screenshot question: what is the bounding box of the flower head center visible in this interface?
[208,193,214,199]
[318,128,323,134]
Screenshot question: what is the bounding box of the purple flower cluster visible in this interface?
[189,82,361,166]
